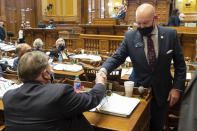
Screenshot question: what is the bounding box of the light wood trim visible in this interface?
[0,0,6,21]
[80,34,124,40]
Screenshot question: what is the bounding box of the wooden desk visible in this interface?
[84,98,151,131]
[0,92,151,131]
[0,96,150,131]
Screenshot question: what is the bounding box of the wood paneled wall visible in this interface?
[0,0,37,39]
[125,0,171,25]
[0,0,6,21]
[0,0,84,39]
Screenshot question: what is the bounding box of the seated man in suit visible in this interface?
[3,51,106,131]
[46,19,56,29]
[12,43,32,71]
[116,5,127,20]
[49,38,69,61]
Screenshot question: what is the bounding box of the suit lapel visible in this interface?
[133,31,150,69]
[155,26,166,67]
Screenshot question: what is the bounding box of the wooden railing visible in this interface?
[79,34,124,54]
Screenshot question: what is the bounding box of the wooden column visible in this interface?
[81,0,89,24]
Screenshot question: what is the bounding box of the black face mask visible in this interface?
[50,72,54,83]
[137,25,154,36]
[58,45,65,51]
[46,71,54,83]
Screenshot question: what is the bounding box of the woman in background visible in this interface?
[33,38,44,51]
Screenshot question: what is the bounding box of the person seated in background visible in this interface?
[0,22,5,41]
[46,19,56,29]
[3,51,106,131]
[168,8,180,26]
[33,38,44,51]
[49,38,69,61]
[12,43,32,71]
[116,5,127,20]
[18,24,25,43]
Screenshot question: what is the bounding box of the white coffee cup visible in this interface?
[124,81,134,97]
[81,49,85,54]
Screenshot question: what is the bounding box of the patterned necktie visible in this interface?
[147,34,156,68]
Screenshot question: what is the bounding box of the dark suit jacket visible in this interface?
[49,49,69,59]
[117,10,126,20]
[168,16,180,27]
[3,82,106,131]
[102,25,186,106]
[0,27,5,41]
[178,70,197,131]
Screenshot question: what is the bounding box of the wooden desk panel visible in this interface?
[84,99,150,131]
[79,24,128,35]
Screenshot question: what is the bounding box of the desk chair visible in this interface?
[82,66,99,82]
[7,32,14,42]
[2,71,18,79]
[165,95,182,131]
[5,67,17,75]
[107,68,122,83]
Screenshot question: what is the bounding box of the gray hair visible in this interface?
[55,38,65,45]
[18,51,49,82]
[33,38,44,49]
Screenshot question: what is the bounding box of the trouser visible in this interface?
[150,97,168,131]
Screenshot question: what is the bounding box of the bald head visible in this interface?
[135,3,156,29]
[136,3,155,19]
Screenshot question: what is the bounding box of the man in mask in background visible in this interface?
[100,3,186,131]
[49,38,69,61]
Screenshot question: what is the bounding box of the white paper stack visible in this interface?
[53,64,83,72]
[91,93,140,117]
[70,54,102,61]
[0,77,22,98]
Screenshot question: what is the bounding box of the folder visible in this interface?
[91,93,140,117]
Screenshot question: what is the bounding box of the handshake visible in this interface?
[95,71,107,85]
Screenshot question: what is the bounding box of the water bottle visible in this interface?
[74,75,81,91]
[0,67,2,77]
[58,53,63,63]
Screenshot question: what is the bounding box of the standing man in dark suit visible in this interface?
[178,70,197,131]
[0,22,5,41]
[3,51,107,131]
[100,3,186,131]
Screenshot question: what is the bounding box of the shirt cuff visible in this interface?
[99,68,108,75]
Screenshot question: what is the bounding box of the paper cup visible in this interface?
[124,81,134,97]
[81,49,85,54]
